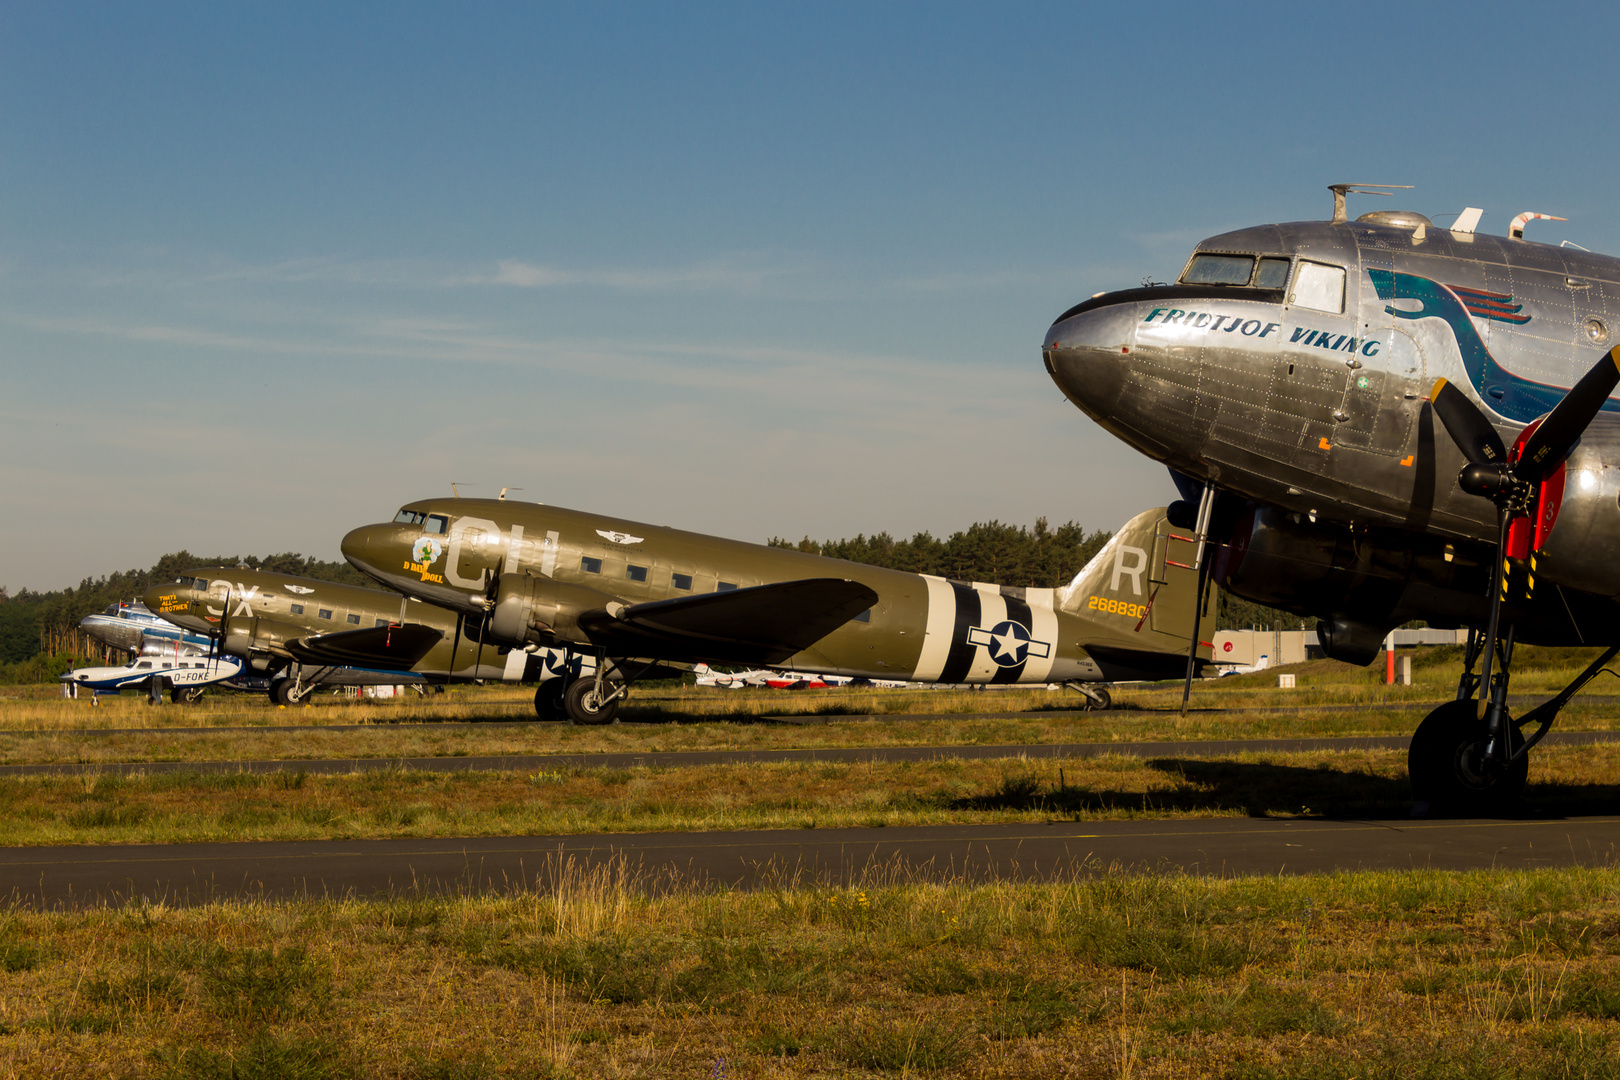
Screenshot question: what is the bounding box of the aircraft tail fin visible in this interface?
[1058,505,1217,663]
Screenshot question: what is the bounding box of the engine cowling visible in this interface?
[221,617,308,659]
[488,573,617,648]
[1211,504,1493,664]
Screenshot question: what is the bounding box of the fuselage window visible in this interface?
[671,572,693,591]
[717,581,738,592]
[626,565,648,583]
[1182,253,1255,286]
[290,604,304,615]
[1255,257,1291,289]
[1291,261,1346,314]
[318,609,333,620]
[581,556,602,574]
[347,614,361,625]
[424,515,449,535]
[136,661,151,669]
[374,619,388,628]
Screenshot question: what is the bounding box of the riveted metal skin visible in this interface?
[1046,214,1620,642]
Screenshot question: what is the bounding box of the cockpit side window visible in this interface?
[1291,261,1346,314]
[193,579,209,591]
[1182,254,1256,286]
[1255,257,1291,289]
[425,515,449,535]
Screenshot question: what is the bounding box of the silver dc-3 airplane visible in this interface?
[1044,183,1620,810]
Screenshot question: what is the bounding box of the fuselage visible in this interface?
[79,602,211,655]
[341,499,1215,684]
[1045,213,1620,605]
[144,568,556,683]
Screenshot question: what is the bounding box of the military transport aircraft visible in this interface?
[79,601,213,658]
[1043,184,1620,810]
[339,499,1215,723]
[141,568,577,704]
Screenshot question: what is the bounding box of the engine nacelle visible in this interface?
[1211,504,1492,665]
[1315,616,1388,666]
[221,617,307,659]
[488,573,617,648]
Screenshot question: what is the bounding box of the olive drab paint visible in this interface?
[341,502,1216,687]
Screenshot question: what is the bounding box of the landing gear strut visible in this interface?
[1066,683,1112,711]
[563,677,623,725]
[1409,627,1620,813]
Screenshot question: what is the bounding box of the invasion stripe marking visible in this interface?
[912,575,958,682]
[968,586,1008,682]
[1022,589,1060,684]
[937,583,982,684]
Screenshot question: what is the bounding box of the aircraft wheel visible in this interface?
[563,678,621,725]
[534,680,567,722]
[1408,699,1527,813]
[170,686,204,705]
[1086,687,1112,712]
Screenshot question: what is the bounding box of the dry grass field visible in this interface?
[3,650,1620,1076]
[6,859,1620,1078]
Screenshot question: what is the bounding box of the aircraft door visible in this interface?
[1334,254,1412,453]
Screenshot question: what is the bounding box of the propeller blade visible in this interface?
[1431,378,1507,466]
[1515,346,1620,481]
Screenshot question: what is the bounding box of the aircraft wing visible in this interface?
[578,578,878,665]
[283,623,445,672]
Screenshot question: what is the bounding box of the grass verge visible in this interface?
[7,859,1620,1077]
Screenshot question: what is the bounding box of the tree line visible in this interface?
[768,517,1114,590]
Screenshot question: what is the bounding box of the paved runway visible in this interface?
[7,815,1620,907]
[8,729,1620,778]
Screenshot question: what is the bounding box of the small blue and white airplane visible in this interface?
[61,651,245,701]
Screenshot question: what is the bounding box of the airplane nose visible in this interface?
[341,524,390,577]
[142,583,174,611]
[1043,301,1136,422]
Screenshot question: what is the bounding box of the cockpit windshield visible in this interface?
[1180,253,1291,290]
[394,510,427,525]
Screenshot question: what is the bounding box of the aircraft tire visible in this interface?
[534,680,567,722]
[563,678,621,725]
[1085,688,1112,712]
[1408,699,1527,813]
[170,686,204,705]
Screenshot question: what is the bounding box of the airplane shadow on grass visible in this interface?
[949,758,1620,822]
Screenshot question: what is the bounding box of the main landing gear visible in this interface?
[1409,627,1619,814]
[532,651,630,724]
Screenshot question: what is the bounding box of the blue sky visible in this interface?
[4,1,1616,590]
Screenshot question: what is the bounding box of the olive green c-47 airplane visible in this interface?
[340,499,1216,723]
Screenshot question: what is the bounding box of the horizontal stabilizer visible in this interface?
[284,623,444,672]
[579,578,879,665]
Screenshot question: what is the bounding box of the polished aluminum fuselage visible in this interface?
[1046,218,1620,603]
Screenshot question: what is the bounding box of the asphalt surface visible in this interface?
[7,815,1620,908]
[8,729,1620,778]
